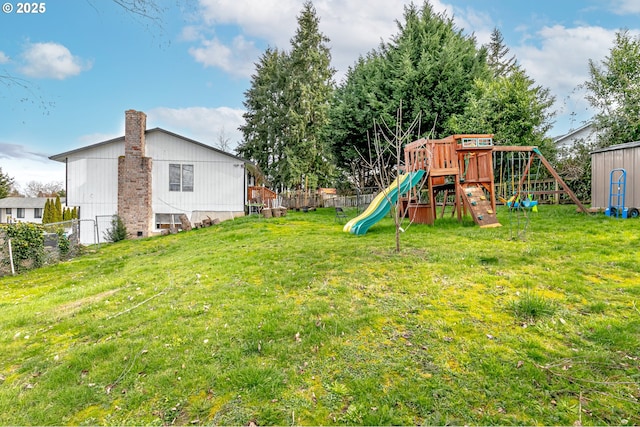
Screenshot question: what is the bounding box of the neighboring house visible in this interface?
[0,197,65,224]
[554,121,598,157]
[50,110,251,245]
[590,141,640,211]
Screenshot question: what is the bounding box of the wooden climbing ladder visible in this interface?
[460,186,501,228]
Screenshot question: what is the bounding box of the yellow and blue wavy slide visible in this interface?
[343,170,425,235]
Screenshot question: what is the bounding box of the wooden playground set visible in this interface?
[402,134,587,228]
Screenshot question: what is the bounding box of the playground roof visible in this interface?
[404,134,494,150]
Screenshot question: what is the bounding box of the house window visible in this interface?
[155,213,184,230]
[5,208,11,215]
[34,208,42,218]
[17,208,25,218]
[169,164,194,192]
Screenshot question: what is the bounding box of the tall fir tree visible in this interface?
[485,27,518,78]
[238,48,289,189]
[282,0,336,189]
[238,1,335,190]
[43,199,51,224]
[54,195,63,223]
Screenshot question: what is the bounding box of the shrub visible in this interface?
[104,215,128,242]
[0,222,45,272]
[56,228,70,257]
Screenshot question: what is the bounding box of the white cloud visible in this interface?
[147,106,245,151]
[186,0,622,135]
[611,0,640,14]
[513,25,617,132]
[0,142,65,189]
[197,0,300,43]
[0,51,9,64]
[188,0,457,80]
[516,26,615,96]
[188,35,259,77]
[179,25,202,42]
[20,42,92,80]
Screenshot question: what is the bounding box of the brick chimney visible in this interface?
[117,110,152,238]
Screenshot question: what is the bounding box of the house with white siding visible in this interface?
[554,122,598,158]
[50,110,251,244]
[0,197,56,224]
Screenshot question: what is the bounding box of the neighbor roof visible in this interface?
[0,197,65,208]
[49,128,250,164]
[553,121,594,143]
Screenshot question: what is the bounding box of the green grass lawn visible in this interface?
[1,205,639,425]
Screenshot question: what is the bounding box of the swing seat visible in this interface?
[508,200,538,209]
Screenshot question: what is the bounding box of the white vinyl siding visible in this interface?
[148,132,245,215]
[64,141,123,244]
[56,129,247,244]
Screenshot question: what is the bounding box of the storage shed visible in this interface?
[591,141,640,210]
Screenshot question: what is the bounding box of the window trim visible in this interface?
[169,163,194,192]
[155,213,184,230]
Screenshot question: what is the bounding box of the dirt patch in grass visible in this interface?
[55,288,121,318]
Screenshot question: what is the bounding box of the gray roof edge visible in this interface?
[553,121,595,142]
[590,140,640,154]
[49,128,251,164]
[0,197,66,208]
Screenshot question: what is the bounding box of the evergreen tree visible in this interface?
[282,1,336,189]
[329,53,390,189]
[54,195,63,223]
[329,1,488,180]
[238,1,336,190]
[104,215,128,242]
[238,48,289,189]
[0,168,14,199]
[42,199,52,224]
[72,207,78,219]
[485,27,518,78]
[381,2,488,137]
[446,69,556,157]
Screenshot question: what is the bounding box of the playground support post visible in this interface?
[493,146,588,214]
[532,148,588,213]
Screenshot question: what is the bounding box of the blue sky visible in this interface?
[1,0,639,189]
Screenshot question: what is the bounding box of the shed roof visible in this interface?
[591,141,640,154]
[0,197,65,208]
